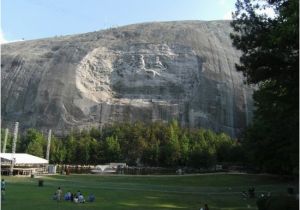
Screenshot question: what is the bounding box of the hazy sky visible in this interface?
[1,0,236,42]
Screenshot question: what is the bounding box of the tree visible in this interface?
[102,136,121,163]
[64,134,77,164]
[24,129,45,158]
[231,0,298,174]
[50,136,66,164]
[76,136,91,164]
[90,127,101,140]
[142,141,160,166]
[188,129,217,168]
[89,138,101,164]
[160,121,181,166]
[26,140,44,157]
[216,133,234,162]
[127,123,147,165]
[189,139,215,168]
[179,133,190,166]
[141,125,160,166]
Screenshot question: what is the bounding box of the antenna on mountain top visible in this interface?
[46,129,52,161]
[10,122,19,175]
[2,128,9,153]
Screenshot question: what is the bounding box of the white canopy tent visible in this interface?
[0,153,48,165]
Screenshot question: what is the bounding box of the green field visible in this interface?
[1,173,296,210]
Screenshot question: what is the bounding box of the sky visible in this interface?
[1,0,236,43]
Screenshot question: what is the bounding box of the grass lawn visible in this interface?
[1,173,296,210]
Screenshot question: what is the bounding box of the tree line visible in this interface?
[1,120,243,169]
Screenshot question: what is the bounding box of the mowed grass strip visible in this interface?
[1,174,294,210]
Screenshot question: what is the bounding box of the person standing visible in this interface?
[56,187,62,201]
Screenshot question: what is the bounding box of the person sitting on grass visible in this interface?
[74,196,79,203]
[88,193,95,202]
[64,192,70,200]
[78,193,85,203]
[70,193,74,202]
[52,193,57,200]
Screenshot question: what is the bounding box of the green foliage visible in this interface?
[102,136,121,163]
[231,0,299,175]
[89,127,101,139]
[16,121,242,168]
[89,138,101,164]
[216,133,237,162]
[26,140,44,157]
[50,136,66,163]
[24,129,45,158]
[179,133,190,165]
[64,134,77,164]
[162,120,181,166]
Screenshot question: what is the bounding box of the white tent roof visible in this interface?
[0,153,48,164]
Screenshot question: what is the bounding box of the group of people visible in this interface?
[53,187,95,203]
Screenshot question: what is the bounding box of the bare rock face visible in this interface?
[1,20,254,137]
